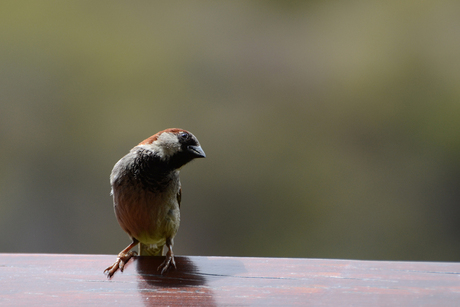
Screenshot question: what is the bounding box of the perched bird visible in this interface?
[104,128,206,278]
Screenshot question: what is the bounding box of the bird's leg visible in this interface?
[104,239,139,278]
[157,238,176,274]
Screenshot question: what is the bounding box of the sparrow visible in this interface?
[104,128,205,278]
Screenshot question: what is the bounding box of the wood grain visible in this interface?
[0,253,459,306]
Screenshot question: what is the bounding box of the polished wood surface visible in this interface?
[0,253,459,306]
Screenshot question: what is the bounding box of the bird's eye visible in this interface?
[179,132,189,140]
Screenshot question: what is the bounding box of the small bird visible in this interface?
[104,128,205,278]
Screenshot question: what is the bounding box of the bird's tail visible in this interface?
[139,243,164,256]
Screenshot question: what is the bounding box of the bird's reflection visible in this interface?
[135,256,217,306]
[135,255,208,287]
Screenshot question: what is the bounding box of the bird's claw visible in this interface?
[104,250,137,278]
[157,252,176,275]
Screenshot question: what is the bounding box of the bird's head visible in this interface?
[138,128,206,168]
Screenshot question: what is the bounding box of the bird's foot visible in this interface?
[104,250,137,278]
[157,250,176,275]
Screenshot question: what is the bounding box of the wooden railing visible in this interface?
[1,253,459,306]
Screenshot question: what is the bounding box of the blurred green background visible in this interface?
[1,1,460,262]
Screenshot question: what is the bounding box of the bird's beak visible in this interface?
[187,145,206,158]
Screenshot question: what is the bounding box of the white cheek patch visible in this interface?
[153,132,182,160]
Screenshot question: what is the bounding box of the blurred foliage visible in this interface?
[1,1,460,261]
